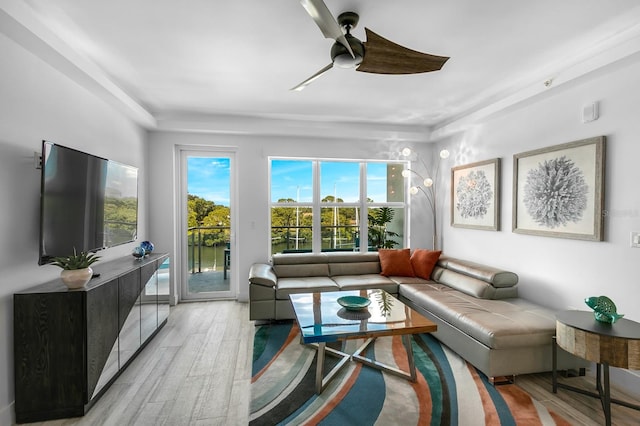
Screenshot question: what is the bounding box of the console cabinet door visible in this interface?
[86,280,119,401]
[118,270,141,367]
[158,257,171,324]
[14,292,85,421]
[140,261,158,342]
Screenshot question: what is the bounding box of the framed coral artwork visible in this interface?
[512,136,606,241]
[451,158,500,231]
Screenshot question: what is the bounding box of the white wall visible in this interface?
[147,132,428,303]
[430,54,640,396]
[0,33,148,424]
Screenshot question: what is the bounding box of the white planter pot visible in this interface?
[60,267,93,289]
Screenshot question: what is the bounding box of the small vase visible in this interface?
[60,267,93,289]
[132,246,145,260]
[140,241,154,255]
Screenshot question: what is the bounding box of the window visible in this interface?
[270,158,407,254]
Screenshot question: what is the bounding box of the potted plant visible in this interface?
[51,248,101,289]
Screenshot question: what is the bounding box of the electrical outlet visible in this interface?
[631,232,640,248]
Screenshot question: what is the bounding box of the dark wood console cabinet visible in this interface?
[13,253,170,423]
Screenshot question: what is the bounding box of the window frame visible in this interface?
[269,157,410,255]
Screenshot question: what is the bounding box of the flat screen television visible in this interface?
[39,141,138,265]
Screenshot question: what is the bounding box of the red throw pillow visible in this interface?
[410,249,442,280]
[379,248,415,277]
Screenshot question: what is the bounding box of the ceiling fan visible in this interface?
[292,0,450,91]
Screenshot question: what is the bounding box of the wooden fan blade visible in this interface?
[357,28,449,75]
[299,0,354,58]
[290,63,334,91]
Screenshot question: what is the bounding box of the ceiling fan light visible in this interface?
[331,34,364,68]
[334,53,362,68]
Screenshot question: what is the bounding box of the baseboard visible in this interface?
[0,401,15,426]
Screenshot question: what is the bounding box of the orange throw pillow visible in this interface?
[379,248,415,277]
[410,249,442,280]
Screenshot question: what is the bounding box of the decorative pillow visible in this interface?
[410,249,442,280]
[378,248,415,277]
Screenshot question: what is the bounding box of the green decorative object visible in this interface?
[584,296,624,324]
[337,295,371,311]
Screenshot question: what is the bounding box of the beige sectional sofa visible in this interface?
[248,251,582,380]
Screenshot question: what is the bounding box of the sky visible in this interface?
[270,160,399,203]
[187,157,231,206]
[186,157,404,206]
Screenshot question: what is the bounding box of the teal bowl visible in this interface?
[337,295,371,311]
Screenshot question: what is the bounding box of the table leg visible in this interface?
[312,342,351,395]
[315,342,326,394]
[555,360,640,424]
[311,335,420,394]
[603,363,611,426]
[352,336,418,382]
[223,250,230,279]
[402,334,417,382]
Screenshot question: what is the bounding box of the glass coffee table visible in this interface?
[289,289,437,394]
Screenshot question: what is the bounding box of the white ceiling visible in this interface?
[7,0,640,134]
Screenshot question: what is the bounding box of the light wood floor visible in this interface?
[32,301,639,426]
[517,372,640,425]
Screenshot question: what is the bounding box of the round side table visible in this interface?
[553,310,640,426]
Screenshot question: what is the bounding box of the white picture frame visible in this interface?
[512,136,606,241]
[451,158,500,231]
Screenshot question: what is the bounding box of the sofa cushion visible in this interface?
[275,276,338,299]
[437,257,518,288]
[436,269,518,299]
[329,261,381,276]
[400,283,555,349]
[273,263,330,278]
[379,249,415,277]
[272,253,328,265]
[325,252,380,263]
[410,249,441,280]
[332,274,398,294]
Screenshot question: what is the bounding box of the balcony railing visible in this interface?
[188,226,230,274]
[271,224,361,253]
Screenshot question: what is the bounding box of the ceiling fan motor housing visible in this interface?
[331,34,364,68]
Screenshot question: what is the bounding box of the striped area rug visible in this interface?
[250,322,570,425]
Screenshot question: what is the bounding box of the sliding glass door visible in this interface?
[179,148,236,300]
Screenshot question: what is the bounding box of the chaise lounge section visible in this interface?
[248,251,582,380]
